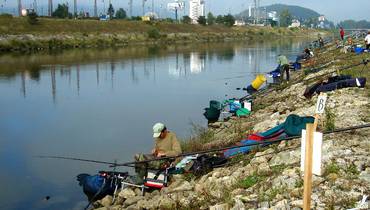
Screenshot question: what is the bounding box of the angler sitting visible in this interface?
[134,122,182,184]
[296,48,314,63]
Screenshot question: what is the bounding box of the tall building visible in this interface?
[189,0,205,24]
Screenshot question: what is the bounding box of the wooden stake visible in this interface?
[303,123,314,210]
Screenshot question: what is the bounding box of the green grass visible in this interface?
[271,164,287,174]
[324,162,340,176]
[324,107,336,131]
[180,123,215,153]
[238,173,266,189]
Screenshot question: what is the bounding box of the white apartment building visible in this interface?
[189,0,205,24]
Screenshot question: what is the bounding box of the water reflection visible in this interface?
[0,39,310,104]
[0,38,313,210]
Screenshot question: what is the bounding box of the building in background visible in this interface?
[234,20,246,26]
[289,19,301,28]
[189,0,205,24]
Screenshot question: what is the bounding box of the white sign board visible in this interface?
[167,2,185,10]
[300,130,323,176]
[315,94,327,114]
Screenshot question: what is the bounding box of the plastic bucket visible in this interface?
[354,47,364,54]
[229,100,241,113]
[243,101,252,111]
[210,100,222,110]
[251,74,267,90]
[203,108,221,121]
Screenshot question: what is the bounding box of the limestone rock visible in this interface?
[272,199,289,210]
[291,199,303,208]
[166,180,193,193]
[118,188,136,199]
[99,195,113,207]
[209,203,230,210]
[158,196,177,209]
[123,196,144,207]
[231,198,245,210]
[359,168,370,184]
[269,149,300,166]
[257,162,272,175]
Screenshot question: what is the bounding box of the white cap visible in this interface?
[153,123,165,138]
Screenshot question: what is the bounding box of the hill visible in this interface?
[239,4,321,21]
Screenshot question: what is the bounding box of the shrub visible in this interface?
[0,13,13,18]
[197,16,206,26]
[181,15,191,24]
[27,12,39,25]
[147,28,160,39]
[324,162,340,176]
[324,107,336,131]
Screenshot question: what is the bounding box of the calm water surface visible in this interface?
[0,39,311,210]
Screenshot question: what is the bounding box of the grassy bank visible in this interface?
[0,16,323,52]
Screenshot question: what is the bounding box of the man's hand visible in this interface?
[156,152,166,157]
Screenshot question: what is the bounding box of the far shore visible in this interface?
[0,17,327,53]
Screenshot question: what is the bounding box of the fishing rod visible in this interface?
[304,58,369,81]
[34,155,132,167]
[111,123,370,167]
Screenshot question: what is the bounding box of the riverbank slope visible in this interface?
[92,35,369,209]
[0,16,323,52]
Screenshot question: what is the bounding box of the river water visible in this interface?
[0,39,311,210]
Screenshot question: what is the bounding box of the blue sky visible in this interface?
[1,0,370,22]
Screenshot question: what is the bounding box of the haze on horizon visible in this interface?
[2,0,370,23]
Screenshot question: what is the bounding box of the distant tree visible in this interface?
[207,12,215,25]
[130,16,142,21]
[52,4,71,18]
[215,15,224,24]
[115,8,127,19]
[338,19,370,29]
[197,16,206,26]
[223,14,235,27]
[181,15,191,24]
[27,11,38,25]
[279,9,292,27]
[164,18,174,23]
[303,17,318,28]
[107,3,115,19]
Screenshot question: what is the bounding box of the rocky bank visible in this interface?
[92,37,370,210]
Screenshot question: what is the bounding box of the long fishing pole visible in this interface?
[111,123,370,167]
[35,155,129,166]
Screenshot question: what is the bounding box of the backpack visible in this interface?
[189,154,228,176]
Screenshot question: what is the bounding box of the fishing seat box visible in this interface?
[144,170,169,189]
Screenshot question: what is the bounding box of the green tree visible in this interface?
[107,3,115,19]
[181,15,191,24]
[27,11,38,25]
[279,9,292,27]
[207,12,215,25]
[52,4,71,18]
[223,14,235,27]
[115,8,127,19]
[215,15,224,24]
[197,16,207,26]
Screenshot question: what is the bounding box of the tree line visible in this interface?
[181,12,235,27]
[28,3,236,27]
[51,3,126,19]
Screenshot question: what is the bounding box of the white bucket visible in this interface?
[243,101,252,111]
